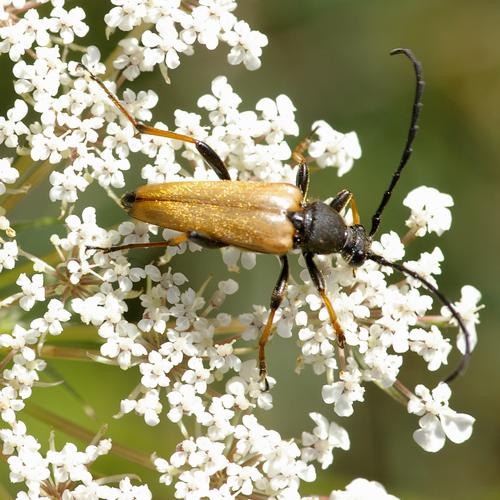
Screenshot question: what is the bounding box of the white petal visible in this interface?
[440,412,475,444]
[413,414,446,452]
[322,383,343,404]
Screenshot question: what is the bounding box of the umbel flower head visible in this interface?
[0,1,481,498]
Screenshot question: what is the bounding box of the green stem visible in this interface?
[2,157,55,214]
[39,344,101,361]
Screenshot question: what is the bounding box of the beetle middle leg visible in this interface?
[303,252,347,371]
[79,64,231,181]
[330,189,360,225]
[258,255,289,389]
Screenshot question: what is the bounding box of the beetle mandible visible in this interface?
[81,48,471,387]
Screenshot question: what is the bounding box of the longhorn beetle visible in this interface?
[81,48,471,387]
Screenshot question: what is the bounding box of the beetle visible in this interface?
[81,48,471,387]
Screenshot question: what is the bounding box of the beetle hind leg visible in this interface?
[303,252,347,371]
[258,256,289,390]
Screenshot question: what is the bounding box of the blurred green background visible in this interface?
[1,1,499,498]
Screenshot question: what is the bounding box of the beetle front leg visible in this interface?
[303,252,347,371]
[79,64,231,181]
[258,255,289,390]
[137,122,231,181]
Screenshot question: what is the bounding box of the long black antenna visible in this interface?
[369,48,425,237]
[367,253,471,383]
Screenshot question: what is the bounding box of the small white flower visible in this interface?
[92,148,130,188]
[442,285,482,354]
[181,357,212,394]
[408,383,475,452]
[0,325,38,362]
[46,442,93,483]
[371,231,405,263]
[403,186,453,236]
[0,386,25,424]
[256,94,299,143]
[0,100,29,148]
[30,299,71,335]
[167,382,206,423]
[16,273,45,311]
[104,0,148,31]
[114,477,152,499]
[0,158,19,195]
[138,393,163,427]
[301,412,350,469]
[330,477,399,500]
[140,349,173,389]
[226,462,262,496]
[99,320,147,369]
[404,247,444,288]
[409,326,451,371]
[114,37,149,80]
[308,120,362,176]
[50,6,89,44]
[7,445,49,486]
[363,347,402,388]
[322,360,365,417]
[224,20,268,70]
[0,240,18,272]
[142,19,186,70]
[49,166,89,203]
[198,75,241,126]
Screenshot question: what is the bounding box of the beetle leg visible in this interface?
[292,128,320,200]
[79,64,231,181]
[295,162,310,199]
[188,231,227,249]
[303,252,347,371]
[329,190,360,225]
[259,255,289,389]
[291,125,319,165]
[138,123,231,181]
[87,233,188,254]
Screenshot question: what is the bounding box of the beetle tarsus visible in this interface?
[256,256,289,390]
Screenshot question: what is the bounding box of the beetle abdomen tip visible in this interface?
[121,191,137,211]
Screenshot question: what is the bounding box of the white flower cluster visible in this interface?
[153,412,350,498]
[106,0,268,76]
[0,427,151,498]
[403,186,454,237]
[0,1,481,498]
